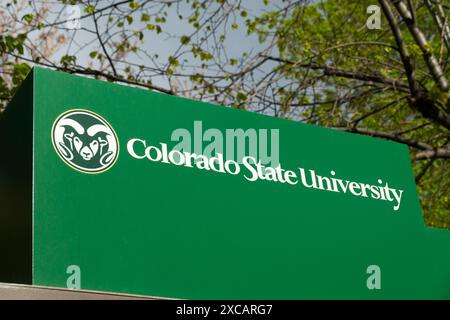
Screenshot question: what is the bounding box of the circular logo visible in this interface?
[52,109,119,174]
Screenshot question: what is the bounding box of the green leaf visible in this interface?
[22,14,34,24]
[168,56,179,67]
[189,73,202,82]
[188,11,199,23]
[84,5,95,15]
[129,1,140,10]
[13,63,31,85]
[237,91,247,101]
[5,36,15,52]
[60,54,76,66]
[155,16,166,23]
[180,35,191,45]
[199,51,213,61]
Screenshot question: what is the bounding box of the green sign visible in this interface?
[0,67,449,299]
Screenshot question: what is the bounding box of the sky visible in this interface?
[25,0,281,91]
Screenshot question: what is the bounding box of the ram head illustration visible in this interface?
[57,117,115,168]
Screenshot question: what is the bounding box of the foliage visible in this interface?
[0,0,448,226]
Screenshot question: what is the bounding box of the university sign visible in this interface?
[124,138,405,211]
[0,67,449,299]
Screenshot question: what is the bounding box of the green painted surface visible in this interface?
[5,67,450,298]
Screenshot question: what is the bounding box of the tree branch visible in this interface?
[379,0,420,95]
[415,148,450,160]
[415,158,436,183]
[5,51,174,95]
[263,55,410,92]
[336,126,450,159]
[92,6,118,76]
[379,0,450,129]
[67,67,174,95]
[334,127,433,150]
[424,0,450,52]
[393,0,449,92]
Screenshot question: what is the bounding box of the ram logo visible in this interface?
[52,109,119,173]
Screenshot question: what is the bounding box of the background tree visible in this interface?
[0,0,448,227]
